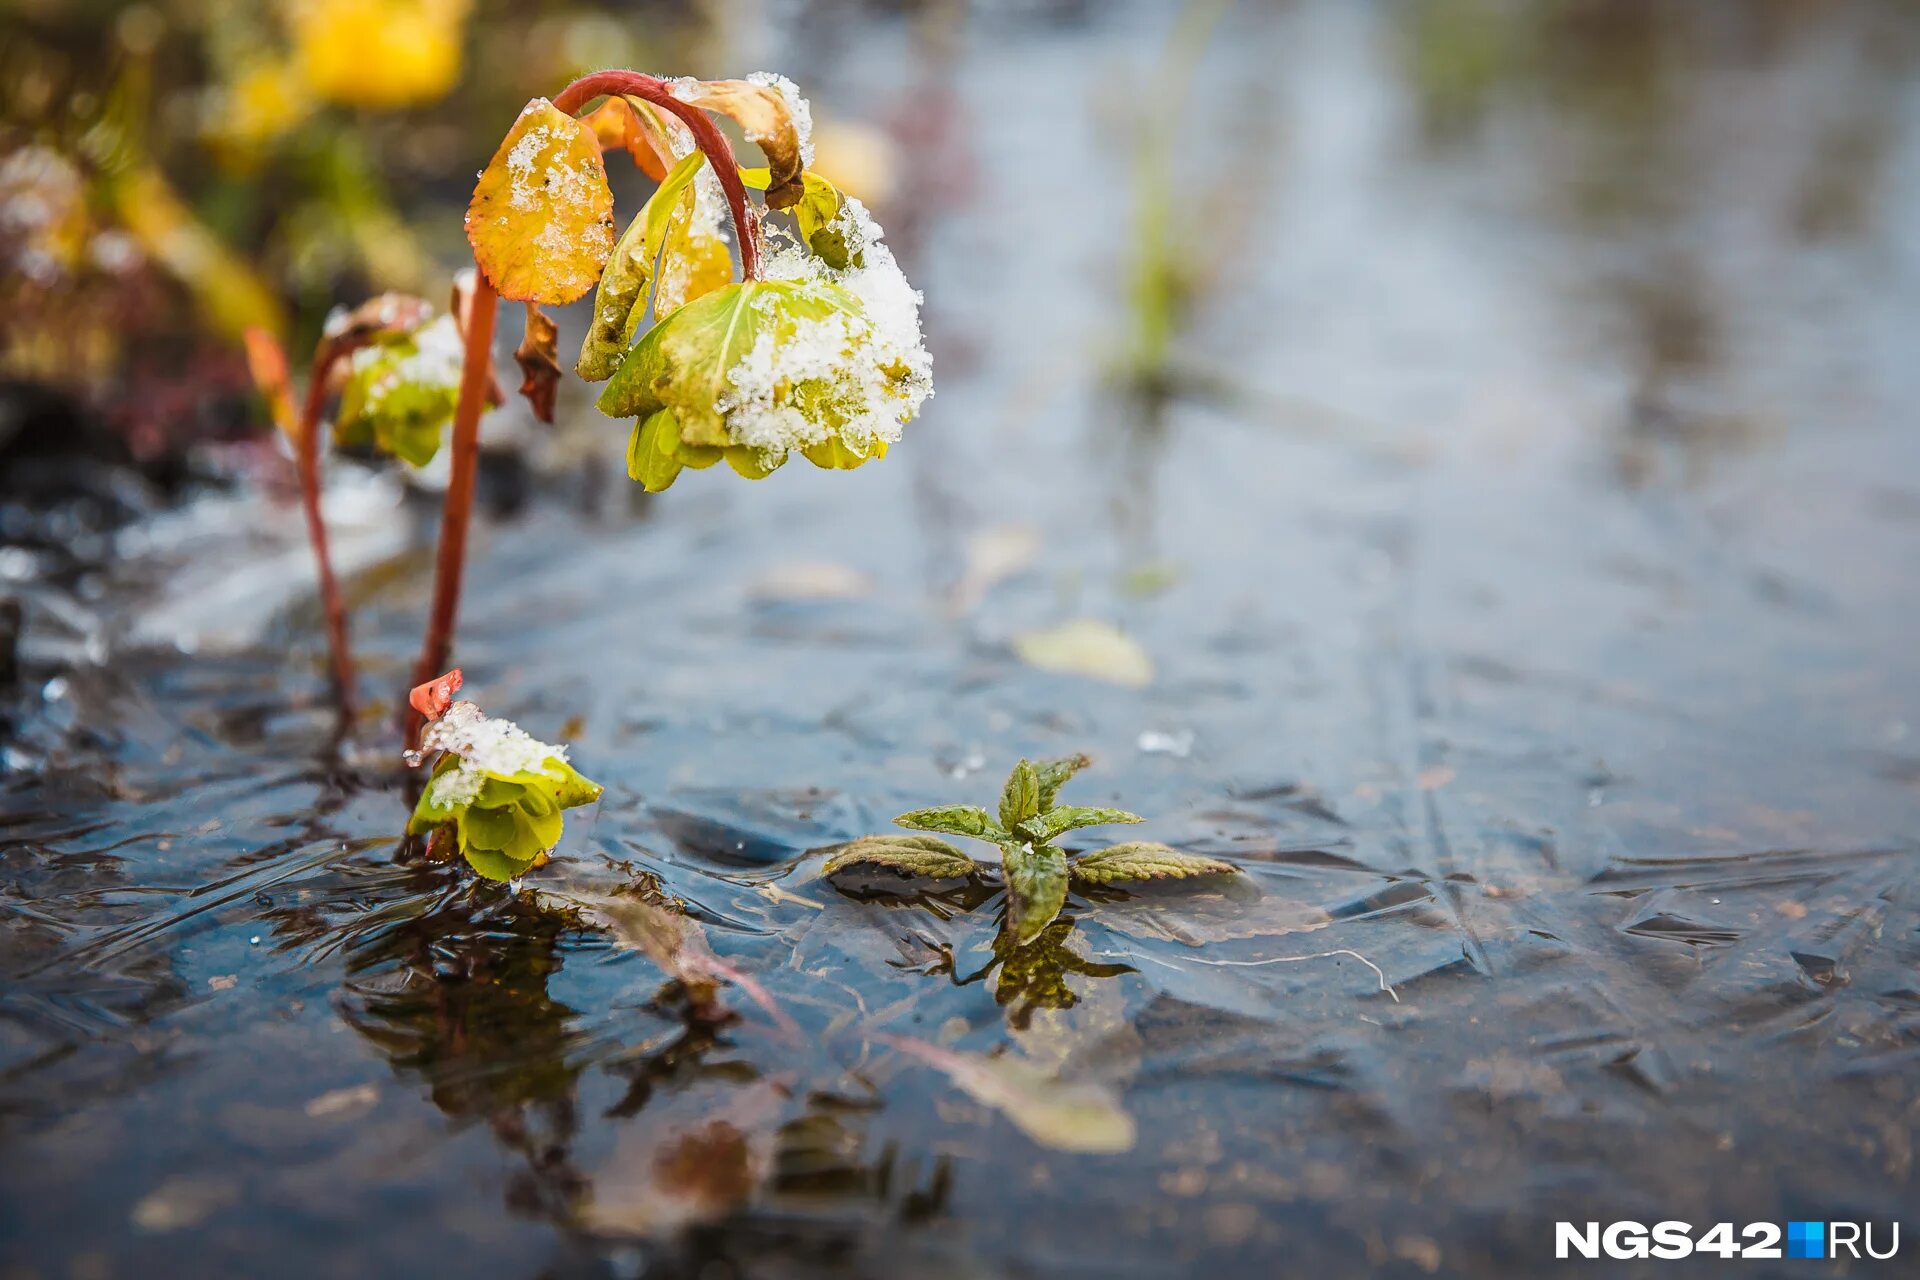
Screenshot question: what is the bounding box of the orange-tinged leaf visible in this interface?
[578,96,671,182]
[514,302,561,423]
[242,328,297,439]
[672,78,807,208]
[409,668,463,721]
[466,98,617,306]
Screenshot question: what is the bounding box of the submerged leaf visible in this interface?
[1003,842,1070,946]
[467,98,616,305]
[1013,619,1154,688]
[823,834,978,881]
[514,302,561,423]
[1017,806,1143,845]
[998,759,1041,832]
[1069,842,1238,885]
[879,1035,1135,1154]
[893,804,1008,842]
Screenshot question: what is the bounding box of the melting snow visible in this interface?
[422,701,571,809]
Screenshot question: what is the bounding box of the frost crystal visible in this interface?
[422,701,572,809]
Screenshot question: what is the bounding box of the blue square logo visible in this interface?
[1787,1221,1825,1259]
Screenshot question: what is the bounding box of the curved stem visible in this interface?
[403,272,499,748]
[297,352,355,718]
[551,70,760,280]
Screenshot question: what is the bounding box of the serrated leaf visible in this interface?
[1069,842,1238,885]
[466,97,616,306]
[881,1034,1135,1154]
[1016,806,1143,845]
[822,834,978,881]
[998,759,1041,832]
[893,804,1008,842]
[1003,842,1069,946]
[514,302,561,423]
[576,151,707,382]
[1033,753,1091,810]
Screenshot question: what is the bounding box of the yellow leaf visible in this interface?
[466,98,616,306]
[1013,619,1154,688]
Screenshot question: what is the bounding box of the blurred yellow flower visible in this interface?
[208,59,314,158]
[291,0,471,110]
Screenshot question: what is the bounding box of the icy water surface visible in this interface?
[5,3,1920,1277]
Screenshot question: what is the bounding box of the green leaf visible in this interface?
[576,151,707,382]
[1033,753,1091,810]
[407,754,464,834]
[546,758,604,809]
[893,804,1008,842]
[1069,842,1238,885]
[822,834,978,881]
[1016,806,1143,845]
[459,803,516,851]
[627,407,684,492]
[880,1035,1135,1154]
[998,759,1041,832]
[464,842,541,883]
[793,170,862,271]
[1002,842,1069,946]
[332,316,462,467]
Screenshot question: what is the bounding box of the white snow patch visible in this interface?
[422,701,571,809]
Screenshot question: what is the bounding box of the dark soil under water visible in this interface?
[4,3,1920,1277]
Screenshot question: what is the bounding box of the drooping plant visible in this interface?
[254,70,930,738]
[404,667,603,881]
[824,756,1240,945]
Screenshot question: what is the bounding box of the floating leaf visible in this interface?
[577,152,708,382]
[879,1035,1135,1154]
[998,759,1041,832]
[1017,806,1143,846]
[1003,842,1070,946]
[514,302,561,423]
[893,804,1008,842]
[1033,753,1091,810]
[1069,842,1238,885]
[466,98,616,306]
[823,834,978,881]
[671,75,809,208]
[1013,619,1154,688]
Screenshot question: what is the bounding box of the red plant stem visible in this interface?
[297,350,355,717]
[551,70,760,280]
[403,273,499,747]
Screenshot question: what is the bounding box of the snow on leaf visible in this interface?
[332,313,465,466]
[1069,842,1239,885]
[1013,619,1155,688]
[672,74,811,208]
[879,1035,1136,1154]
[822,834,979,881]
[576,152,708,382]
[467,98,616,306]
[1003,842,1070,946]
[892,804,1008,842]
[1017,806,1144,846]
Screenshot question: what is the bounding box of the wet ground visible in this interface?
[4,2,1920,1277]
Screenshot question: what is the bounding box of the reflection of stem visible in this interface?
[550,70,761,281]
[403,274,499,747]
[297,350,354,718]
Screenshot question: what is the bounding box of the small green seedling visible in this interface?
[405,669,603,881]
[825,756,1239,945]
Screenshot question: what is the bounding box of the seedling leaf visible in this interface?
[1069,842,1238,885]
[998,759,1041,832]
[893,804,1008,842]
[1033,753,1091,809]
[1016,806,1143,845]
[823,834,978,881]
[1003,842,1069,946]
